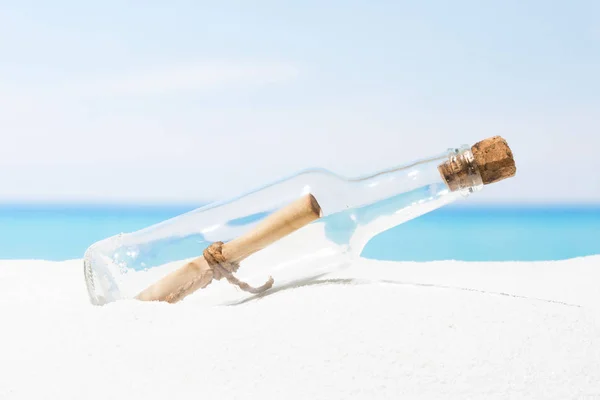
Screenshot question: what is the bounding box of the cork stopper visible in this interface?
[438,136,516,192]
[471,136,516,185]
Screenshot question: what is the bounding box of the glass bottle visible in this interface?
[83,136,516,307]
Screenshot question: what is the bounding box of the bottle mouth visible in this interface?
[438,136,517,195]
[438,145,484,196]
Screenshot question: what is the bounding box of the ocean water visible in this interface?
[0,203,599,262]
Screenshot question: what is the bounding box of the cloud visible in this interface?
[70,61,300,97]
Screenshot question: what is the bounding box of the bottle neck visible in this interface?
[342,145,483,211]
[342,145,484,255]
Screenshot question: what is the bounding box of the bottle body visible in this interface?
[84,145,484,306]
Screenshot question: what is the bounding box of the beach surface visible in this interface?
[1,256,600,399]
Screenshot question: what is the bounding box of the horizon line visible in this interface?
[1,200,599,210]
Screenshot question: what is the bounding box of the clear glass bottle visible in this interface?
[84,136,516,307]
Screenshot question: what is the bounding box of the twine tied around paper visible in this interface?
[203,241,274,294]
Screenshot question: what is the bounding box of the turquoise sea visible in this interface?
[0,204,599,262]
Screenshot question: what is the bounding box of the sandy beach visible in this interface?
[1,256,599,399]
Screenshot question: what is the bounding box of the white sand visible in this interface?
[2,256,600,400]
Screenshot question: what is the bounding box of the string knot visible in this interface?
[203,241,274,294]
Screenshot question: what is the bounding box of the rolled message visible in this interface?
[136,193,323,303]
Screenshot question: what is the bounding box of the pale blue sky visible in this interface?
[0,1,598,204]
